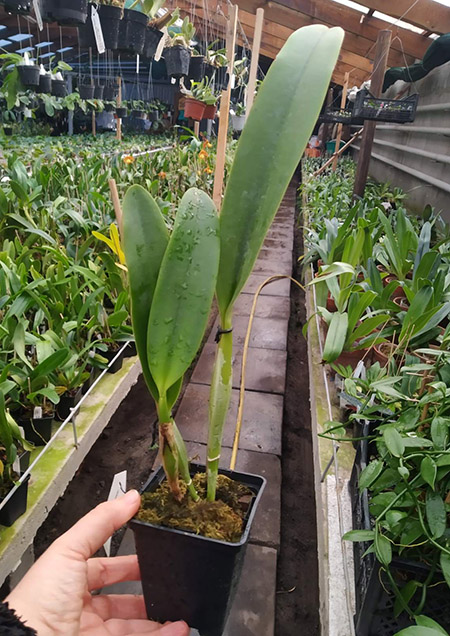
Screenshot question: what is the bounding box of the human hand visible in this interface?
[6,490,190,636]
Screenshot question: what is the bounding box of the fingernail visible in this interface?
[122,489,140,505]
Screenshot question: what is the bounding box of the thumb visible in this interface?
[53,489,141,559]
[158,622,190,636]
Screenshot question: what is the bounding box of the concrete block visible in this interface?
[244,274,291,297]
[233,294,290,321]
[176,383,283,455]
[208,315,288,351]
[192,342,287,394]
[252,259,292,276]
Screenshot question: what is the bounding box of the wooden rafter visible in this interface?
[354,1,450,34]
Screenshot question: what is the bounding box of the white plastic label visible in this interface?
[154,27,167,62]
[33,406,42,419]
[12,456,21,475]
[136,54,140,74]
[91,5,106,55]
[33,0,43,31]
[103,470,127,557]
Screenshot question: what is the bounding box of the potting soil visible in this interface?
[137,473,253,542]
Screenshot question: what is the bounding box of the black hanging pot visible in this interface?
[77,2,96,48]
[98,4,122,50]
[104,102,115,112]
[79,83,95,99]
[51,0,88,25]
[94,84,104,99]
[37,73,52,94]
[0,474,30,527]
[118,8,147,55]
[4,0,31,14]
[40,0,57,22]
[132,109,145,119]
[18,414,54,446]
[147,111,157,122]
[143,27,163,59]
[130,465,266,636]
[116,106,128,118]
[204,62,215,80]
[52,78,67,97]
[188,55,205,81]
[3,126,13,136]
[18,65,40,87]
[103,85,118,100]
[163,45,191,79]
[214,66,229,90]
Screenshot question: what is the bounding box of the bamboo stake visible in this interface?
[109,178,123,235]
[332,71,349,171]
[311,128,364,179]
[194,120,200,137]
[92,110,96,137]
[212,3,238,210]
[116,76,122,142]
[245,7,264,116]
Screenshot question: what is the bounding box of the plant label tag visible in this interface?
[103,470,127,557]
[154,27,167,62]
[12,456,21,475]
[33,406,42,419]
[230,74,235,90]
[91,5,106,55]
[33,0,43,31]
[136,54,140,74]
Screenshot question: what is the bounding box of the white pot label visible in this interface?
[103,470,127,557]
[12,456,21,475]
[91,5,106,55]
[154,26,167,62]
[33,406,43,419]
[33,0,43,31]
[136,54,140,74]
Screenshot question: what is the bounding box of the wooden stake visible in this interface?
[353,30,392,198]
[312,128,364,179]
[246,7,264,116]
[91,110,96,137]
[109,178,123,236]
[332,72,350,171]
[116,77,122,142]
[212,3,238,210]
[194,120,200,137]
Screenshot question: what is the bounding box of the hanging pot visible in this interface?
[3,126,13,136]
[78,83,95,99]
[118,8,147,55]
[163,45,191,79]
[4,0,31,14]
[94,84,104,99]
[184,97,206,121]
[77,2,96,48]
[40,0,57,21]
[143,27,163,59]
[116,106,128,118]
[147,111,157,122]
[105,102,116,112]
[130,464,266,636]
[231,114,245,131]
[37,73,52,94]
[204,62,215,80]
[214,66,229,90]
[103,85,118,101]
[203,103,217,119]
[131,110,146,119]
[98,4,122,51]
[0,474,30,526]
[18,65,40,87]
[51,0,88,25]
[188,55,205,81]
[52,78,67,97]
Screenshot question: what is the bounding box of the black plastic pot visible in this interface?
[105,102,115,112]
[103,348,124,374]
[3,126,13,136]
[122,340,137,357]
[0,474,30,527]
[79,84,95,100]
[37,73,52,94]
[131,109,145,119]
[94,84,104,99]
[52,78,67,97]
[19,415,53,446]
[51,0,88,25]
[18,450,30,473]
[81,366,100,395]
[204,62,215,80]
[130,464,266,636]
[188,55,205,81]
[118,8,147,55]
[99,4,122,50]
[41,0,56,21]
[147,111,157,122]
[56,387,83,421]
[18,65,40,87]
[4,0,31,14]
[143,27,163,59]
[116,107,128,118]
[214,66,229,90]
[163,45,191,79]
[77,3,96,48]
[103,85,118,101]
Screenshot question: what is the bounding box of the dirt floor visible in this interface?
[274,194,320,635]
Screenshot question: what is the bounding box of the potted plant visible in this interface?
[103,83,118,100]
[188,49,205,82]
[94,82,104,99]
[182,79,207,121]
[122,24,344,634]
[0,52,40,92]
[117,3,148,55]
[205,42,228,85]
[230,101,246,131]
[0,392,33,527]
[37,66,52,94]
[79,0,125,51]
[41,0,89,25]
[78,80,95,100]
[163,17,195,79]
[130,99,146,118]
[51,71,68,98]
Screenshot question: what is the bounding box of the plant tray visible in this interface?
[319,107,354,124]
[349,427,450,635]
[353,89,419,124]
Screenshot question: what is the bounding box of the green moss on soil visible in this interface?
[137,473,253,542]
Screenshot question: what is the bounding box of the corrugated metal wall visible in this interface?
[353,60,450,221]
